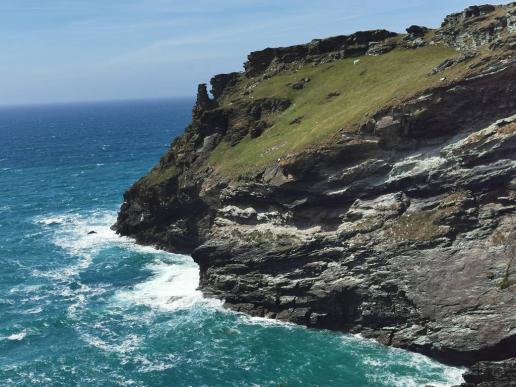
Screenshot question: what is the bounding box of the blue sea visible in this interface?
[0,99,464,386]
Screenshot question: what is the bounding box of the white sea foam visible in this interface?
[34,210,130,280]
[35,209,218,314]
[114,255,220,312]
[80,331,141,355]
[242,314,296,329]
[135,354,176,373]
[350,334,465,386]
[6,331,27,341]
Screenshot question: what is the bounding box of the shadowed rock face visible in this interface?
[115,3,516,385]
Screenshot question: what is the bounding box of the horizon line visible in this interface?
[0,95,195,109]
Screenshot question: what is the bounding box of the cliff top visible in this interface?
[142,2,515,184]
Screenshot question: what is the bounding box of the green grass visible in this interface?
[209,45,461,176]
[140,164,178,186]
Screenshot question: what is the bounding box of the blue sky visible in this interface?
[0,0,509,105]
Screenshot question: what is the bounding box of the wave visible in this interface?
[5,331,27,341]
[34,210,132,280]
[114,255,221,312]
[34,209,219,313]
[344,334,465,386]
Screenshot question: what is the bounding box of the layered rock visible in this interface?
[115,3,516,385]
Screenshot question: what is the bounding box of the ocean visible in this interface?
[0,99,464,386]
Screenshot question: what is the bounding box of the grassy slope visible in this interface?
[209,45,464,176]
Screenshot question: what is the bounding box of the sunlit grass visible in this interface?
[209,45,461,176]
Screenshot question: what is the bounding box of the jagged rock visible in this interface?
[210,72,240,100]
[192,84,216,118]
[436,3,515,50]
[244,30,397,77]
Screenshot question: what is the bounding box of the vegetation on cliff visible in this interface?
[210,45,460,174]
[116,4,516,385]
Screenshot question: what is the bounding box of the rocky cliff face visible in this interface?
[115,3,516,385]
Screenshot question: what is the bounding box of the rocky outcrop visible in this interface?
[463,358,516,386]
[193,114,516,365]
[244,30,398,77]
[436,3,516,50]
[115,3,516,385]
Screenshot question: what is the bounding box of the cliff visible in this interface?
[115,4,516,385]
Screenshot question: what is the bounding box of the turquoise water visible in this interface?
[0,99,464,386]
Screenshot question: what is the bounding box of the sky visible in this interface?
[0,0,509,106]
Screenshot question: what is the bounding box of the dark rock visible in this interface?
[431,51,477,74]
[406,25,429,37]
[87,231,97,235]
[290,77,311,90]
[326,91,341,100]
[244,30,397,77]
[462,358,516,386]
[250,121,267,138]
[192,84,216,119]
[290,82,305,90]
[289,116,303,125]
[210,72,240,100]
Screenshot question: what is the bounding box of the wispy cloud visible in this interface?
[1,0,511,105]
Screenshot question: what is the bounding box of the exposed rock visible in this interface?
[431,51,477,74]
[366,40,397,56]
[192,84,216,119]
[406,25,430,37]
[401,36,428,49]
[115,4,516,385]
[210,72,240,100]
[289,116,303,125]
[289,77,311,90]
[436,3,515,50]
[326,91,341,100]
[462,358,516,386]
[244,30,397,77]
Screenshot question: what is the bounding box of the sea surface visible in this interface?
[0,99,465,386]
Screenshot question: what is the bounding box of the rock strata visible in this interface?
[115,3,516,385]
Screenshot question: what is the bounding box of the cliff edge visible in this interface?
[115,4,516,385]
